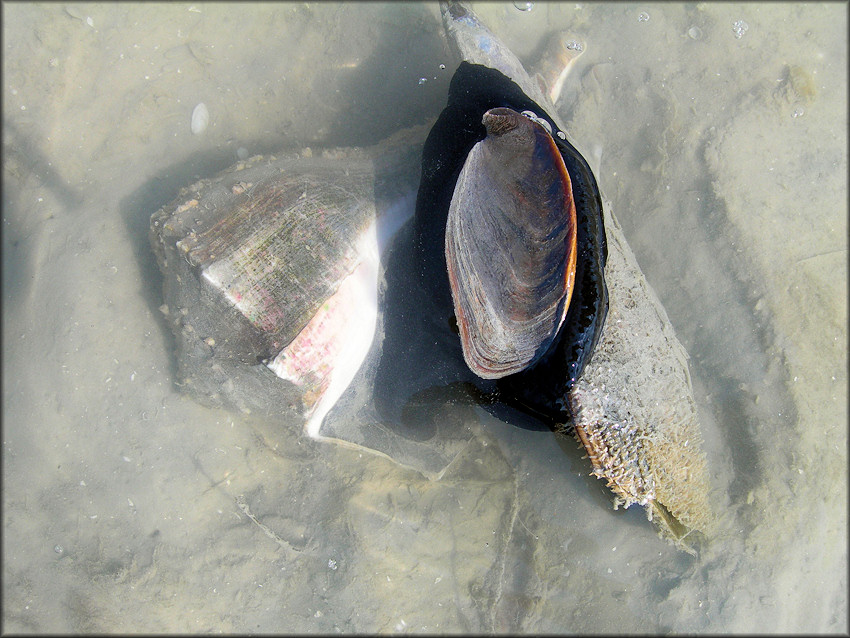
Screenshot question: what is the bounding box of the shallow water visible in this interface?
[3,2,846,633]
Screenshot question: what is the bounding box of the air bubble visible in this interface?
[732,19,749,39]
[638,11,650,22]
[513,1,534,11]
[520,110,552,134]
[687,26,702,40]
[418,77,427,85]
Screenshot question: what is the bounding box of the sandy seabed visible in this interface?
[3,2,846,633]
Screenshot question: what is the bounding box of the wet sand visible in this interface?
[3,2,846,633]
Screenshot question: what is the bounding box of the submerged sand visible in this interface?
[3,2,846,633]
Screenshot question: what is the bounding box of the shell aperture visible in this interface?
[445,107,578,379]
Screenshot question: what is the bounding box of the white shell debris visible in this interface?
[191,102,209,135]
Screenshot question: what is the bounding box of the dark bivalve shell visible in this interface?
[445,107,578,379]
